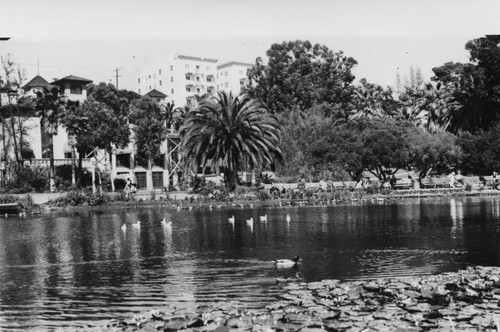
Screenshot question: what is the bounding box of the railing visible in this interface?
[24,158,93,167]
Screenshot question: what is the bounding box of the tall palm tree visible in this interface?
[180,91,283,191]
[34,86,66,192]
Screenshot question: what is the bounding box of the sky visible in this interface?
[1,0,500,92]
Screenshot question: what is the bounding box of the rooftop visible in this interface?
[217,61,254,70]
[145,89,167,98]
[52,75,93,86]
[22,75,51,90]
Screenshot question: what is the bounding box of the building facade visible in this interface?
[137,54,253,107]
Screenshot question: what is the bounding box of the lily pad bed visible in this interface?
[106,266,500,331]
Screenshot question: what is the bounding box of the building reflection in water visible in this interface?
[450,198,464,239]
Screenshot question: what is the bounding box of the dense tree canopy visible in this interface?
[247,40,357,114]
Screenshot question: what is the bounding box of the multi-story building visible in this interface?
[137,54,253,107]
[216,61,253,95]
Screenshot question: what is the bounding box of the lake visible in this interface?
[1,196,500,329]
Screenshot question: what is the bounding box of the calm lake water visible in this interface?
[2,196,500,329]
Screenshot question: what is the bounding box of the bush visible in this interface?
[55,190,110,206]
[256,190,270,201]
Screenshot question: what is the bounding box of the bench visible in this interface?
[421,177,452,189]
[392,178,412,190]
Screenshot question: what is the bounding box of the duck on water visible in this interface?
[273,256,302,268]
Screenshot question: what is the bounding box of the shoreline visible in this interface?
[96,265,500,331]
[28,188,500,215]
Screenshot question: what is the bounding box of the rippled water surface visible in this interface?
[2,196,500,329]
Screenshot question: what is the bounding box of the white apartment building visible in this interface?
[137,55,253,107]
[216,61,252,95]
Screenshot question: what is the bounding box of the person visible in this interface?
[318,178,327,192]
[326,177,334,192]
[124,177,132,199]
[493,171,499,190]
[297,175,306,193]
[389,175,397,189]
[455,170,464,187]
[355,178,364,190]
[448,172,456,188]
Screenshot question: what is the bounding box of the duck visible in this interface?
[286,214,291,223]
[273,256,302,268]
[246,217,254,233]
[121,223,127,233]
[259,214,267,222]
[132,221,141,229]
[161,217,172,229]
[228,215,235,223]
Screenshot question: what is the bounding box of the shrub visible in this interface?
[256,190,270,201]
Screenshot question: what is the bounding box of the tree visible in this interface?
[247,40,357,114]
[129,97,168,175]
[408,129,463,183]
[33,86,67,192]
[432,35,500,133]
[180,91,283,190]
[59,101,89,186]
[86,83,138,191]
[347,79,398,120]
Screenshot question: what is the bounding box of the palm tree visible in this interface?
[34,86,66,192]
[180,91,283,191]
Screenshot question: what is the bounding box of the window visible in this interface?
[171,77,173,82]
[170,65,173,71]
[207,77,212,82]
[116,154,131,168]
[152,172,164,189]
[196,76,200,81]
[207,88,213,94]
[185,75,191,80]
[159,80,162,86]
[149,85,151,90]
[186,87,191,92]
[138,88,141,94]
[196,65,199,70]
[135,172,147,189]
[149,75,151,79]
[171,89,174,94]
[70,84,82,94]
[159,69,162,75]
[240,80,245,86]
[138,78,140,83]
[153,154,165,168]
[196,88,200,93]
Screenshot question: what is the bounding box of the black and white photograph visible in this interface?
[2,0,500,330]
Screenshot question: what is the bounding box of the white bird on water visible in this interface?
[259,214,267,222]
[161,217,172,231]
[286,214,291,223]
[273,256,302,268]
[246,217,254,233]
[228,215,235,224]
[121,223,127,233]
[132,221,141,230]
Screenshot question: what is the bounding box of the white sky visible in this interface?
[1,0,499,91]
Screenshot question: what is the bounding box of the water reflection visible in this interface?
[3,197,500,329]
